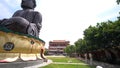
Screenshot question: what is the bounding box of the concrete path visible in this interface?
[0,59,44,68]
[24,60,52,68]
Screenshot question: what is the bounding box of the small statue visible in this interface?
[0,0,42,37]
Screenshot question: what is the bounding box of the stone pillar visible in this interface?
[89,53,93,65]
[85,53,87,63]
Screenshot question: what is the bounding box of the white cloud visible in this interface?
[0,3,12,19]
[4,0,21,8]
[0,0,21,19]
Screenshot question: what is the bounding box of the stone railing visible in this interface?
[78,57,120,68]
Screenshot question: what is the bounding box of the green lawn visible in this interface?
[40,56,95,68]
[47,56,83,63]
[41,64,94,68]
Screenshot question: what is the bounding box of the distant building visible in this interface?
[48,40,70,55]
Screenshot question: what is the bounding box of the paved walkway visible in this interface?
[0,59,44,68]
[24,60,52,68]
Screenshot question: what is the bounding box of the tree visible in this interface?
[44,48,49,55]
[117,0,120,4]
[117,0,120,20]
[74,39,88,54]
[83,20,120,51]
[84,25,100,50]
[64,45,76,57]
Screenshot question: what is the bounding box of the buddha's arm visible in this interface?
[12,10,22,17]
[32,12,42,32]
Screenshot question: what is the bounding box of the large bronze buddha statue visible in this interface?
[0,0,42,37]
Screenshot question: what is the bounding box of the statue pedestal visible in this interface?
[0,29,45,62]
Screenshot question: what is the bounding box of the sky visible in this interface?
[0,0,120,48]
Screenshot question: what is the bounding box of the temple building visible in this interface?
[48,40,70,55]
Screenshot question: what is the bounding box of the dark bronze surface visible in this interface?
[0,0,42,37]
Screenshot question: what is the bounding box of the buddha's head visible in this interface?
[21,0,36,9]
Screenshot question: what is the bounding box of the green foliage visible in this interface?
[74,20,120,54]
[64,45,76,56]
[117,0,120,20]
[74,39,88,54]
[65,20,119,54]
[117,0,120,4]
[44,48,49,55]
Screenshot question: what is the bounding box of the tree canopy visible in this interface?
[117,0,120,4]
[74,20,120,54]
